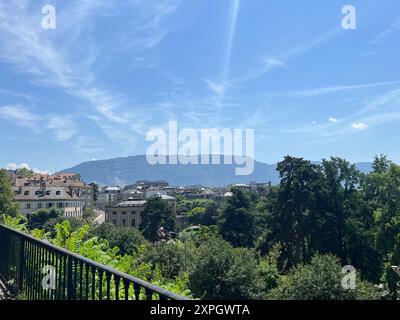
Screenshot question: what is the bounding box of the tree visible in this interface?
[188,236,267,299]
[0,169,19,218]
[267,254,380,300]
[89,182,99,201]
[139,197,176,242]
[218,188,256,247]
[142,241,184,279]
[268,156,324,269]
[27,208,62,230]
[372,154,392,174]
[16,167,34,178]
[88,223,145,255]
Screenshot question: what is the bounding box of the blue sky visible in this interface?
[0,0,399,173]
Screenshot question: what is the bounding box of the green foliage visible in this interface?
[0,169,19,217]
[16,167,34,178]
[267,254,380,300]
[142,241,184,279]
[188,236,272,299]
[1,214,28,232]
[88,223,145,255]
[218,188,256,248]
[27,208,62,230]
[139,196,176,242]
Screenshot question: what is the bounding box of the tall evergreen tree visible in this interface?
[218,188,256,248]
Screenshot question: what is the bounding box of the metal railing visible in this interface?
[0,224,188,300]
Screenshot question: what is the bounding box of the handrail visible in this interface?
[0,224,189,300]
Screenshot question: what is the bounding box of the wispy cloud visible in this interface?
[0,105,78,141]
[351,122,368,130]
[370,17,400,45]
[0,0,182,148]
[286,81,398,97]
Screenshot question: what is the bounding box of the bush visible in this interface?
[88,223,146,255]
[188,236,269,299]
[267,254,380,300]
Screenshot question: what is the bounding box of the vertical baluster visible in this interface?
[85,263,90,300]
[105,272,111,300]
[18,237,25,293]
[145,288,153,301]
[54,252,59,300]
[50,250,56,300]
[133,283,141,301]
[123,279,130,301]
[114,275,120,301]
[67,255,74,300]
[91,265,96,300]
[62,255,67,300]
[79,261,83,300]
[74,258,78,299]
[98,270,104,301]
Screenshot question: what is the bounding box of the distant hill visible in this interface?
[61,155,373,187]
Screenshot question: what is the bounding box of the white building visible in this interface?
[13,186,84,219]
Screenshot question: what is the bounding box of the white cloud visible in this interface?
[288,82,398,97]
[329,117,338,123]
[0,105,78,141]
[5,162,50,174]
[351,122,368,130]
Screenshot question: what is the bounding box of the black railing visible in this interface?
[0,224,188,300]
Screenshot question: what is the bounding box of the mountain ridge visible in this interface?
[60,155,373,187]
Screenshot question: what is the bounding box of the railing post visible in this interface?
[67,256,75,300]
[18,238,25,292]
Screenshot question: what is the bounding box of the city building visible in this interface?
[13,185,84,219]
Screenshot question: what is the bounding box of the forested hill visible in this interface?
[61,155,373,186]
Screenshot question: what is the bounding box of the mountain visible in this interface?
[61,155,373,187]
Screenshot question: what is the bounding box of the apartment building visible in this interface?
[13,186,84,219]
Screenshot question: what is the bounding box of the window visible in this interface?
[57,203,63,208]
[122,211,126,215]
[26,203,31,209]
[38,203,42,209]
[56,191,61,196]
[24,191,29,196]
[35,191,41,195]
[131,211,135,215]
[112,220,117,226]
[122,219,126,226]
[47,203,53,208]
[131,219,136,227]
[112,212,117,215]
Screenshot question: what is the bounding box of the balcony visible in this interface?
[0,224,188,300]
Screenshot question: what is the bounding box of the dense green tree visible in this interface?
[89,182,99,201]
[139,197,176,242]
[88,223,145,255]
[267,254,380,300]
[218,188,256,247]
[142,241,184,279]
[0,169,19,217]
[27,208,62,230]
[16,167,34,178]
[268,156,324,269]
[188,236,271,299]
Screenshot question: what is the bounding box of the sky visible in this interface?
[0,0,399,173]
